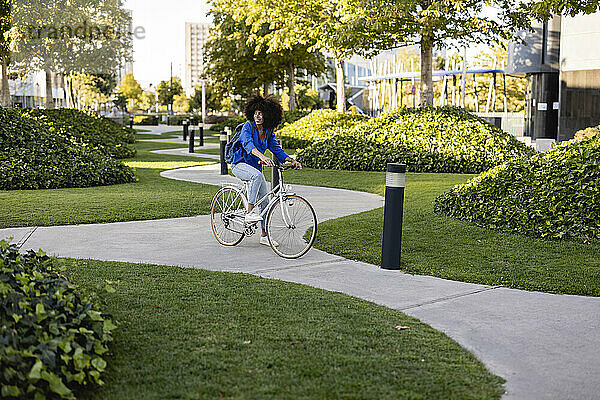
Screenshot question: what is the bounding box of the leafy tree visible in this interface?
[118,73,143,109]
[227,0,387,112]
[206,1,326,110]
[204,9,283,100]
[157,77,183,109]
[190,84,222,112]
[113,92,127,110]
[139,90,156,113]
[0,0,11,107]
[347,0,536,106]
[526,0,600,18]
[3,0,132,108]
[71,73,115,108]
[173,93,190,113]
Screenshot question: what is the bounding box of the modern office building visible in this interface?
[8,71,65,109]
[507,12,600,141]
[185,22,212,96]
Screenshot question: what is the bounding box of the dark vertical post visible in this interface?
[220,131,228,175]
[188,123,195,153]
[381,163,406,270]
[271,140,281,194]
[199,124,204,146]
[182,119,188,141]
[129,115,133,129]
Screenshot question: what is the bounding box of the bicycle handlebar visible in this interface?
[258,161,299,170]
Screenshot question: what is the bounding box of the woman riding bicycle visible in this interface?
[230,94,302,246]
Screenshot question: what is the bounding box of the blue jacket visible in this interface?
[231,120,289,171]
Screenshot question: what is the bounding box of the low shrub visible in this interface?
[211,115,246,132]
[0,241,116,399]
[297,107,535,173]
[434,134,600,242]
[277,109,370,149]
[23,108,136,159]
[133,115,159,126]
[574,125,599,141]
[0,108,135,190]
[167,114,201,126]
[205,115,228,124]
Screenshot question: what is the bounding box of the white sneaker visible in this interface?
[260,236,279,247]
[244,211,263,223]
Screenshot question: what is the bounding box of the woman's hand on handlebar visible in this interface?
[290,159,302,170]
[258,157,275,167]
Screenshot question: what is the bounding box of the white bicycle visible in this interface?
[210,164,317,259]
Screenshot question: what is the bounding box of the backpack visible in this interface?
[224,122,246,164]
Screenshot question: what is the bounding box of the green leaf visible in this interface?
[1,385,21,397]
[28,360,44,381]
[103,318,117,332]
[41,371,72,397]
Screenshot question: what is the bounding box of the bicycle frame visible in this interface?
[224,166,295,229]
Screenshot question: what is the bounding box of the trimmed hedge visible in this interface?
[0,108,135,190]
[0,241,116,399]
[277,109,369,149]
[167,114,202,126]
[297,107,535,173]
[434,134,600,242]
[23,108,136,159]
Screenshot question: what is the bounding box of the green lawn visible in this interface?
[275,169,600,296]
[0,141,217,228]
[63,258,504,400]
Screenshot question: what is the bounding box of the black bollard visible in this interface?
[271,141,281,193]
[188,125,195,153]
[381,163,406,270]
[220,131,228,175]
[199,124,204,147]
[183,120,188,141]
[129,115,133,129]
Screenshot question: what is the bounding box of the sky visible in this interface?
[123,0,211,89]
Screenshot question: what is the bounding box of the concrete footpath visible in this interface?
[3,131,600,399]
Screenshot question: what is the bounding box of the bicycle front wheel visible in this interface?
[210,187,245,246]
[266,195,317,259]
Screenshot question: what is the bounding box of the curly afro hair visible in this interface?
[244,94,283,130]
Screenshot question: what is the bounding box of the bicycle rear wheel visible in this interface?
[210,187,245,246]
[266,195,317,259]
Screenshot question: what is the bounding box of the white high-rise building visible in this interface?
[185,22,212,96]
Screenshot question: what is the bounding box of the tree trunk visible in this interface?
[45,69,55,109]
[335,58,346,113]
[263,82,269,96]
[1,55,11,108]
[420,37,434,107]
[287,62,296,110]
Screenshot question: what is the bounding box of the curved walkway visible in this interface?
[2,129,599,399]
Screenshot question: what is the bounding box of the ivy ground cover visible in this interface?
[295,107,534,173]
[435,134,600,242]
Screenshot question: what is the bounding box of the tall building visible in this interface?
[507,12,600,141]
[116,9,134,84]
[185,22,212,96]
